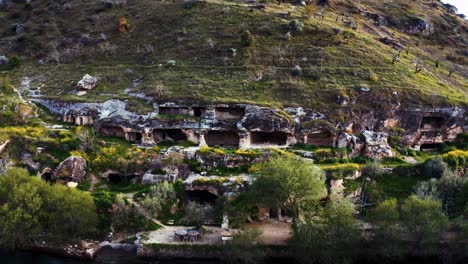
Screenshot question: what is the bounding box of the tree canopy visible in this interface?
[251,155,327,220]
[0,168,98,249]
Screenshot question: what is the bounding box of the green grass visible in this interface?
[105,182,151,194]
[1,0,465,115]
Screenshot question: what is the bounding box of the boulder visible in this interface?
[330,179,345,195]
[76,74,98,91]
[336,132,364,157]
[362,130,394,158]
[0,55,9,65]
[240,105,294,133]
[53,156,87,182]
[403,17,434,36]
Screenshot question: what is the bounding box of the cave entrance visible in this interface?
[306,130,334,147]
[205,131,240,147]
[154,129,188,142]
[215,107,245,120]
[420,143,441,152]
[185,190,218,205]
[108,173,123,184]
[100,126,125,138]
[127,132,143,142]
[420,117,445,130]
[250,131,288,146]
[159,107,190,116]
[193,107,206,117]
[41,172,52,182]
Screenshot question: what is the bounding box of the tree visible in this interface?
[0,168,98,248]
[140,181,176,217]
[414,58,424,73]
[369,198,402,256]
[414,178,439,200]
[76,126,96,152]
[290,195,362,264]
[180,201,213,227]
[437,172,467,216]
[400,195,449,246]
[251,156,326,221]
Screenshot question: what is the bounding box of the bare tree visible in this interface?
[77,127,96,152]
[392,50,402,64]
[414,58,424,74]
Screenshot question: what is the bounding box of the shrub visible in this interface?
[199,146,225,155]
[442,150,467,170]
[323,163,361,179]
[0,56,20,71]
[240,29,254,47]
[361,161,384,178]
[423,157,450,179]
[287,19,304,32]
[235,148,261,157]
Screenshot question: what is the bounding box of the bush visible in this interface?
[179,202,213,227]
[287,19,304,32]
[323,163,361,180]
[0,56,20,71]
[423,157,450,179]
[442,150,467,170]
[361,161,384,178]
[240,29,254,47]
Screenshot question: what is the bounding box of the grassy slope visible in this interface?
[0,0,466,113]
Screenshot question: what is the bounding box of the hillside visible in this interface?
[0,0,467,114]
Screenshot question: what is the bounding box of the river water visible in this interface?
[0,249,219,264]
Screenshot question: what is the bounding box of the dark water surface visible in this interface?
[0,249,219,264]
[1,249,463,264]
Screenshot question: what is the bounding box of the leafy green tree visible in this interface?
[437,172,467,216]
[0,171,43,249]
[180,201,213,227]
[290,195,362,264]
[140,181,176,217]
[92,190,116,232]
[400,195,449,246]
[251,156,326,221]
[0,168,98,248]
[369,198,402,256]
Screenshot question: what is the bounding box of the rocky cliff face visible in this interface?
[34,99,466,158]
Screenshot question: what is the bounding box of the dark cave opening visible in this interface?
[205,131,240,147]
[250,131,287,146]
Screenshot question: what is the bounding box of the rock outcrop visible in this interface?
[34,98,466,159]
[76,74,98,92]
[53,156,87,182]
[362,130,394,158]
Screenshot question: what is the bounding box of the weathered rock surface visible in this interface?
[34,98,466,158]
[0,55,9,65]
[76,74,98,91]
[336,132,365,157]
[362,130,394,158]
[53,156,87,182]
